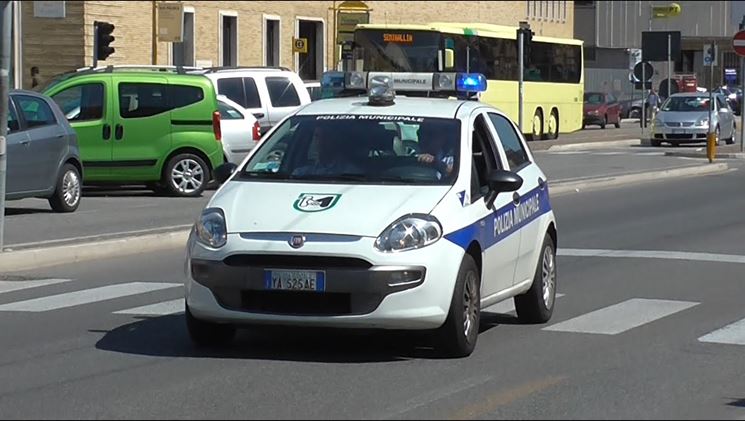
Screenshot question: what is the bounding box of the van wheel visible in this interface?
[515,235,557,324]
[436,255,480,358]
[186,304,236,347]
[164,153,209,197]
[48,163,82,213]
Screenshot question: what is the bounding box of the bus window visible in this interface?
[354,30,441,72]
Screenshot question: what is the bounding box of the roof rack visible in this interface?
[73,65,203,75]
[198,66,293,74]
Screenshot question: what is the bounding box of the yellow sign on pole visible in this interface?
[293,37,308,54]
[157,2,184,43]
[652,3,681,18]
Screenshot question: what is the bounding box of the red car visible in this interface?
[583,92,621,129]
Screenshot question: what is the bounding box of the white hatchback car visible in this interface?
[186,73,558,357]
[217,95,261,164]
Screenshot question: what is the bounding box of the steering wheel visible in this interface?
[380,156,448,181]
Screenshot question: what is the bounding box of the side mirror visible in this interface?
[444,49,455,70]
[484,170,523,209]
[214,162,237,184]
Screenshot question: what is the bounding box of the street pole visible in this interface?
[741,55,744,153]
[667,34,671,101]
[518,30,524,134]
[93,22,99,68]
[151,1,157,65]
[642,64,646,131]
[707,40,715,163]
[0,1,11,252]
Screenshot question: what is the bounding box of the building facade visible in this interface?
[575,0,742,100]
[17,0,575,89]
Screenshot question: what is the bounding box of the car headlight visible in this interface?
[696,117,709,127]
[653,118,663,127]
[374,214,442,253]
[195,208,227,248]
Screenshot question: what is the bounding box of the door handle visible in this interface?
[252,113,265,119]
[114,124,124,140]
[512,192,521,205]
[102,124,111,140]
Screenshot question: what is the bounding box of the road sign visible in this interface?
[292,37,308,54]
[733,30,745,57]
[704,44,718,66]
[633,61,654,82]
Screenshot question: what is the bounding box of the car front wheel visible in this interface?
[436,255,481,358]
[48,163,82,213]
[515,235,557,324]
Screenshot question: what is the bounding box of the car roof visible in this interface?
[295,95,483,119]
[670,92,718,97]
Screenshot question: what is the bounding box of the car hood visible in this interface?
[209,181,452,237]
[584,104,603,112]
[657,110,709,123]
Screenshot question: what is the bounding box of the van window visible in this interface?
[15,95,57,128]
[169,85,204,109]
[243,77,262,109]
[266,77,301,107]
[119,83,169,118]
[217,78,245,108]
[51,83,105,121]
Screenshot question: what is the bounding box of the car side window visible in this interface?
[119,83,169,118]
[218,102,244,120]
[51,83,105,122]
[487,113,530,171]
[266,77,301,107]
[716,96,727,111]
[7,99,20,133]
[15,95,57,129]
[217,78,246,108]
[168,85,204,109]
[243,77,262,109]
[471,114,502,203]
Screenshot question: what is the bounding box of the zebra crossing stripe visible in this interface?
[543,298,698,335]
[0,282,181,312]
[0,279,73,294]
[483,293,565,314]
[114,299,184,316]
[698,318,745,346]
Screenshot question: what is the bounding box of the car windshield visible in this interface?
[660,96,711,112]
[238,115,461,185]
[584,93,604,104]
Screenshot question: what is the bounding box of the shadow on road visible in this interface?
[93,314,497,363]
[4,207,54,216]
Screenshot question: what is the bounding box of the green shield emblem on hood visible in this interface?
[293,193,342,212]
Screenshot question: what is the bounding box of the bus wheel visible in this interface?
[543,109,559,140]
[527,109,544,141]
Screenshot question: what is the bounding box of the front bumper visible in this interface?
[651,126,709,143]
[583,114,604,125]
[185,231,465,330]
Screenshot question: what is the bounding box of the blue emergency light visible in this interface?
[456,73,488,92]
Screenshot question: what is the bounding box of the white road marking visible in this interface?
[483,293,565,314]
[0,282,180,312]
[559,248,745,265]
[699,318,745,346]
[0,279,73,294]
[593,152,625,155]
[114,299,184,316]
[543,298,698,335]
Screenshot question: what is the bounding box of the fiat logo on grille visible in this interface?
[289,235,306,248]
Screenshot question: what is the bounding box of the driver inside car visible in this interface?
[292,124,363,177]
[416,122,456,179]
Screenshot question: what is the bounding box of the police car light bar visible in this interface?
[321,71,488,97]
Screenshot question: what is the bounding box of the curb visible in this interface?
[0,229,191,273]
[664,151,745,159]
[547,138,641,151]
[549,163,730,195]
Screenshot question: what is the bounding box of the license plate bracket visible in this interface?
[265,269,326,292]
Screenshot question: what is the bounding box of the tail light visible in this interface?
[252,121,261,142]
[212,111,222,142]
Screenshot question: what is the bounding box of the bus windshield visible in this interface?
[354,30,441,72]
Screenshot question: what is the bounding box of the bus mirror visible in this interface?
[445,49,454,69]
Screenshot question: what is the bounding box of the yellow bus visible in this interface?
[351,22,584,140]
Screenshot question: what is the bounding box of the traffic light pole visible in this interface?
[0,1,11,252]
[518,30,524,134]
[93,22,99,68]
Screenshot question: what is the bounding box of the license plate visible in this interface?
[265,270,326,292]
[672,129,684,134]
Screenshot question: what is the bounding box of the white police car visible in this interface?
[185,72,557,357]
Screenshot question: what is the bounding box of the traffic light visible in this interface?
[95,21,115,61]
[516,24,534,64]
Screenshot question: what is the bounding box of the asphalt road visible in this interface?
[1,166,744,419]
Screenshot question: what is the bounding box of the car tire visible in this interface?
[48,163,82,213]
[186,304,236,347]
[726,123,736,145]
[526,110,544,141]
[614,119,621,129]
[600,115,607,129]
[543,109,559,140]
[163,153,209,197]
[515,235,557,324]
[436,254,480,358]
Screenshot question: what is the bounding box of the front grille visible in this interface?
[665,122,681,127]
[210,287,384,316]
[223,254,373,269]
[665,133,694,139]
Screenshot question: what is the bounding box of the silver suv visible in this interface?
[5,90,83,212]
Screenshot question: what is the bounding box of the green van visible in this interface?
[43,66,224,197]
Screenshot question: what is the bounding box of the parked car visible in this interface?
[650,92,736,147]
[618,97,647,119]
[217,95,262,165]
[5,90,83,212]
[191,67,311,135]
[583,92,621,129]
[43,65,224,197]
